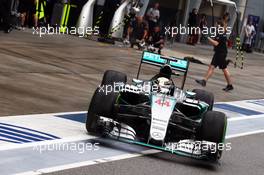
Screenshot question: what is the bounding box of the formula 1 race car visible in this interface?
[86,51,227,162]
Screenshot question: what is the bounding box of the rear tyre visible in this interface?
[86,70,127,134]
[193,89,214,110]
[197,111,227,161]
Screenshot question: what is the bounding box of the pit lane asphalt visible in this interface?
[0,30,264,175]
[0,30,264,116]
[45,133,264,175]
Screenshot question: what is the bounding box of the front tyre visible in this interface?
[197,111,227,161]
[86,88,117,134]
[86,70,127,135]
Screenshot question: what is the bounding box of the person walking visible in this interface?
[195,20,234,92]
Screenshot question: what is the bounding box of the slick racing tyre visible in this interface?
[86,88,117,134]
[197,111,227,161]
[86,70,127,134]
[101,70,127,86]
[193,89,214,110]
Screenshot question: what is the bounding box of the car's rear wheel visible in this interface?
[193,89,214,110]
[197,111,227,161]
[86,70,127,135]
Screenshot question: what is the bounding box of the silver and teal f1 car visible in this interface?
[86,51,227,162]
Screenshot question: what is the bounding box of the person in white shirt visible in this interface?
[146,3,160,34]
[244,20,256,53]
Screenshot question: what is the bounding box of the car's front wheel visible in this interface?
[86,70,127,135]
[196,111,227,161]
[86,88,117,134]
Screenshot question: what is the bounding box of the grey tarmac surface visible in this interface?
[46,133,264,175]
[0,30,263,116]
[0,30,264,175]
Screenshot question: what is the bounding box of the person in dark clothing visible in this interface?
[0,0,13,33]
[199,14,207,44]
[99,0,121,37]
[195,20,234,92]
[187,8,198,45]
[123,2,137,39]
[126,16,148,49]
[148,25,164,54]
[45,0,56,24]
[19,0,37,28]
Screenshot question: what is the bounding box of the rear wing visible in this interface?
[136,51,190,89]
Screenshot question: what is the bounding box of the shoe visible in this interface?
[139,41,146,48]
[123,39,130,45]
[4,27,12,33]
[223,84,234,92]
[195,79,206,87]
[147,45,155,52]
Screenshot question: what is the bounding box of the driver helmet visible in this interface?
[159,65,172,79]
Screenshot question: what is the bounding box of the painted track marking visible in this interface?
[1,99,264,174]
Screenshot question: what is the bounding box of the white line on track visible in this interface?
[228,114,264,122]
[0,111,87,118]
[0,135,96,151]
[16,149,161,175]
[226,129,264,139]
[16,127,264,175]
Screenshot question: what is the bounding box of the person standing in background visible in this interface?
[148,25,164,54]
[0,0,12,33]
[46,0,56,25]
[222,12,229,32]
[126,16,148,49]
[244,19,256,53]
[10,0,22,30]
[146,3,160,35]
[187,8,198,45]
[19,0,38,29]
[199,14,207,44]
[123,1,137,40]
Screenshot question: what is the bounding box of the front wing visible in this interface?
[99,117,219,162]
